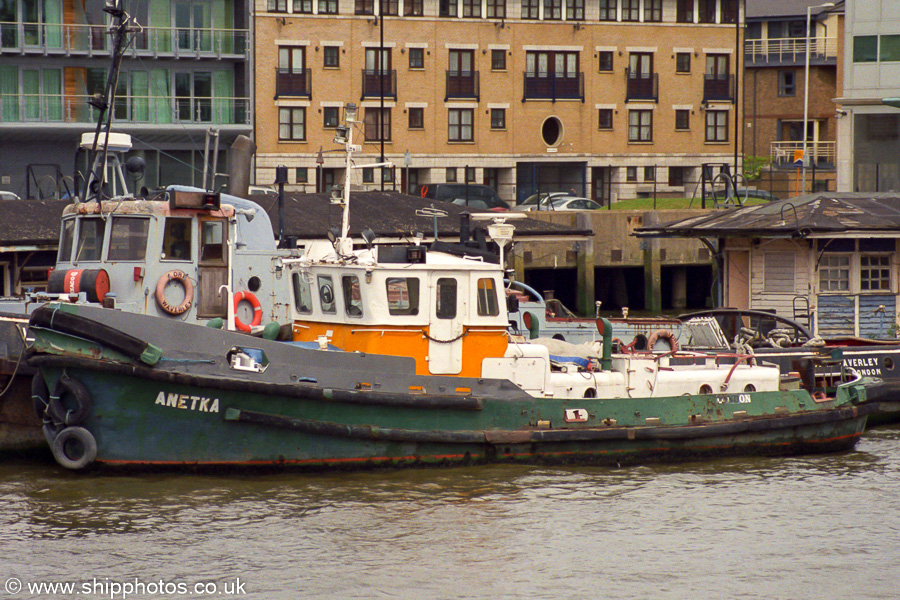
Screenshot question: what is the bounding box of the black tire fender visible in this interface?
[48,375,92,426]
[51,426,97,470]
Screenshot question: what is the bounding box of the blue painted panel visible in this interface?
[816,294,854,336]
[859,295,897,339]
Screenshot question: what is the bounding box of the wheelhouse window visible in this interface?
[108,217,149,261]
[861,256,891,291]
[318,275,336,314]
[74,218,105,262]
[162,217,191,261]
[476,278,499,316]
[819,255,850,292]
[200,220,225,264]
[436,277,457,319]
[386,277,420,315]
[58,219,75,263]
[293,273,313,314]
[342,275,363,317]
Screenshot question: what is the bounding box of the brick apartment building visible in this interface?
[252,0,743,204]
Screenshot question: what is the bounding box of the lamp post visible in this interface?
[801,1,834,195]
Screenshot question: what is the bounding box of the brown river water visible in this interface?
[2,427,899,600]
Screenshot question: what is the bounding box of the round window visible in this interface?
[541,116,563,146]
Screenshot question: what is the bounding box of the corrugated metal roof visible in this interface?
[634,193,900,239]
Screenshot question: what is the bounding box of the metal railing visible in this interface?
[445,70,479,101]
[745,37,838,63]
[625,69,658,102]
[770,141,836,165]
[361,69,397,99]
[703,74,734,102]
[0,21,249,58]
[522,72,584,102]
[275,69,312,98]
[0,93,251,125]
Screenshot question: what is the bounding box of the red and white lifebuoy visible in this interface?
[155,270,194,315]
[233,291,263,332]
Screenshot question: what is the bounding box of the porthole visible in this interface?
[885,357,894,371]
[248,276,262,292]
[744,384,756,392]
[541,116,563,146]
[699,384,713,395]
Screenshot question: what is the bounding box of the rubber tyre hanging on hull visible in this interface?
[48,374,92,426]
[51,426,97,470]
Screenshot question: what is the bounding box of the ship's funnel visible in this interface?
[226,135,256,198]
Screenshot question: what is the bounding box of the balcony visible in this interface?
[522,72,584,102]
[770,141,836,167]
[361,69,397,100]
[703,74,734,102]
[275,69,311,98]
[625,70,658,102]
[445,70,479,101]
[745,37,838,66]
[0,21,249,59]
[0,93,251,125]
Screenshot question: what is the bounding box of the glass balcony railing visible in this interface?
[0,93,251,125]
[745,37,838,63]
[0,21,249,58]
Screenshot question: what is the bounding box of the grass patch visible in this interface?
[607,196,769,210]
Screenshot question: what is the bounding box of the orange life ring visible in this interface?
[234,291,263,332]
[155,270,194,315]
[648,329,679,352]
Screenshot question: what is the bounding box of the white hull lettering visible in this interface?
[153,391,220,413]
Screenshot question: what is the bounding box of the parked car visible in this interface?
[512,191,572,212]
[546,197,604,211]
[0,191,21,201]
[416,183,509,211]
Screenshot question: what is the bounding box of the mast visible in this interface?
[80,0,141,203]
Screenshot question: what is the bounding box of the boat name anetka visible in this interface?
[154,391,220,413]
[843,357,881,377]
